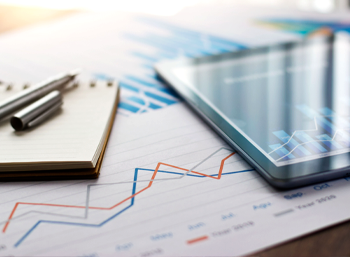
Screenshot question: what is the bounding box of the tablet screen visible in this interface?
[171,33,350,167]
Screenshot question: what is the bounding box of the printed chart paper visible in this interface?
[0,5,350,256]
[1,104,350,256]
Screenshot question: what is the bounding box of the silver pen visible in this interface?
[11,91,63,131]
[0,69,79,120]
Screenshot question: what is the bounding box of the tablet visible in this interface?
[155,32,350,189]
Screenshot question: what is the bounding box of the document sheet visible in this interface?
[0,4,350,256]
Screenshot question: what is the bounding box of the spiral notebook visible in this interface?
[0,80,119,181]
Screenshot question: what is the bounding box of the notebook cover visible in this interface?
[0,88,119,181]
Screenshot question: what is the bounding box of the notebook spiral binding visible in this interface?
[0,79,115,91]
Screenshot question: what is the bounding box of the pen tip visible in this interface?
[69,68,81,77]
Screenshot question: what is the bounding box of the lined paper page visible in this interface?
[0,80,118,171]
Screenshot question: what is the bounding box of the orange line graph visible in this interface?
[187,235,209,244]
[2,152,235,233]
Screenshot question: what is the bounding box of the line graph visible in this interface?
[275,130,350,161]
[1,148,253,248]
[268,116,319,155]
[269,111,350,162]
[187,235,209,244]
[2,148,231,232]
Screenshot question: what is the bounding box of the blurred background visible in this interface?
[0,0,348,35]
[0,0,349,15]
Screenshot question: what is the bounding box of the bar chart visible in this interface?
[269,104,350,164]
[105,17,246,116]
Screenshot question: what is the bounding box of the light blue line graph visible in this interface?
[297,105,336,134]
[269,144,295,160]
[316,134,343,150]
[294,131,327,153]
[270,104,350,161]
[273,130,311,156]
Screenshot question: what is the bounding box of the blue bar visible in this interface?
[149,102,162,110]
[149,32,234,53]
[125,76,179,99]
[294,131,327,153]
[319,107,335,124]
[269,144,295,160]
[126,75,160,89]
[146,74,157,80]
[128,96,145,105]
[296,105,336,134]
[319,107,333,116]
[148,73,166,82]
[142,64,154,70]
[144,34,212,55]
[131,52,159,62]
[317,107,350,145]
[319,107,350,128]
[273,130,311,156]
[93,73,114,80]
[124,33,203,56]
[208,36,247,49]
[119,82,139,92]
[118,102,140,113]
[156,32,236,54]
[156,50,194,59]
[155,51,192,59]
[144,92,177,105]
[316,134,343,150]
[124,33,178,53]
[216,48,232,53]
[125,20,246,57]
[156,51,176,59]
[125,75,180,97]
[127,96,162,110]
[137,17,247,49]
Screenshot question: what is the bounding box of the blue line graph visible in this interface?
[14,167,253,247]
